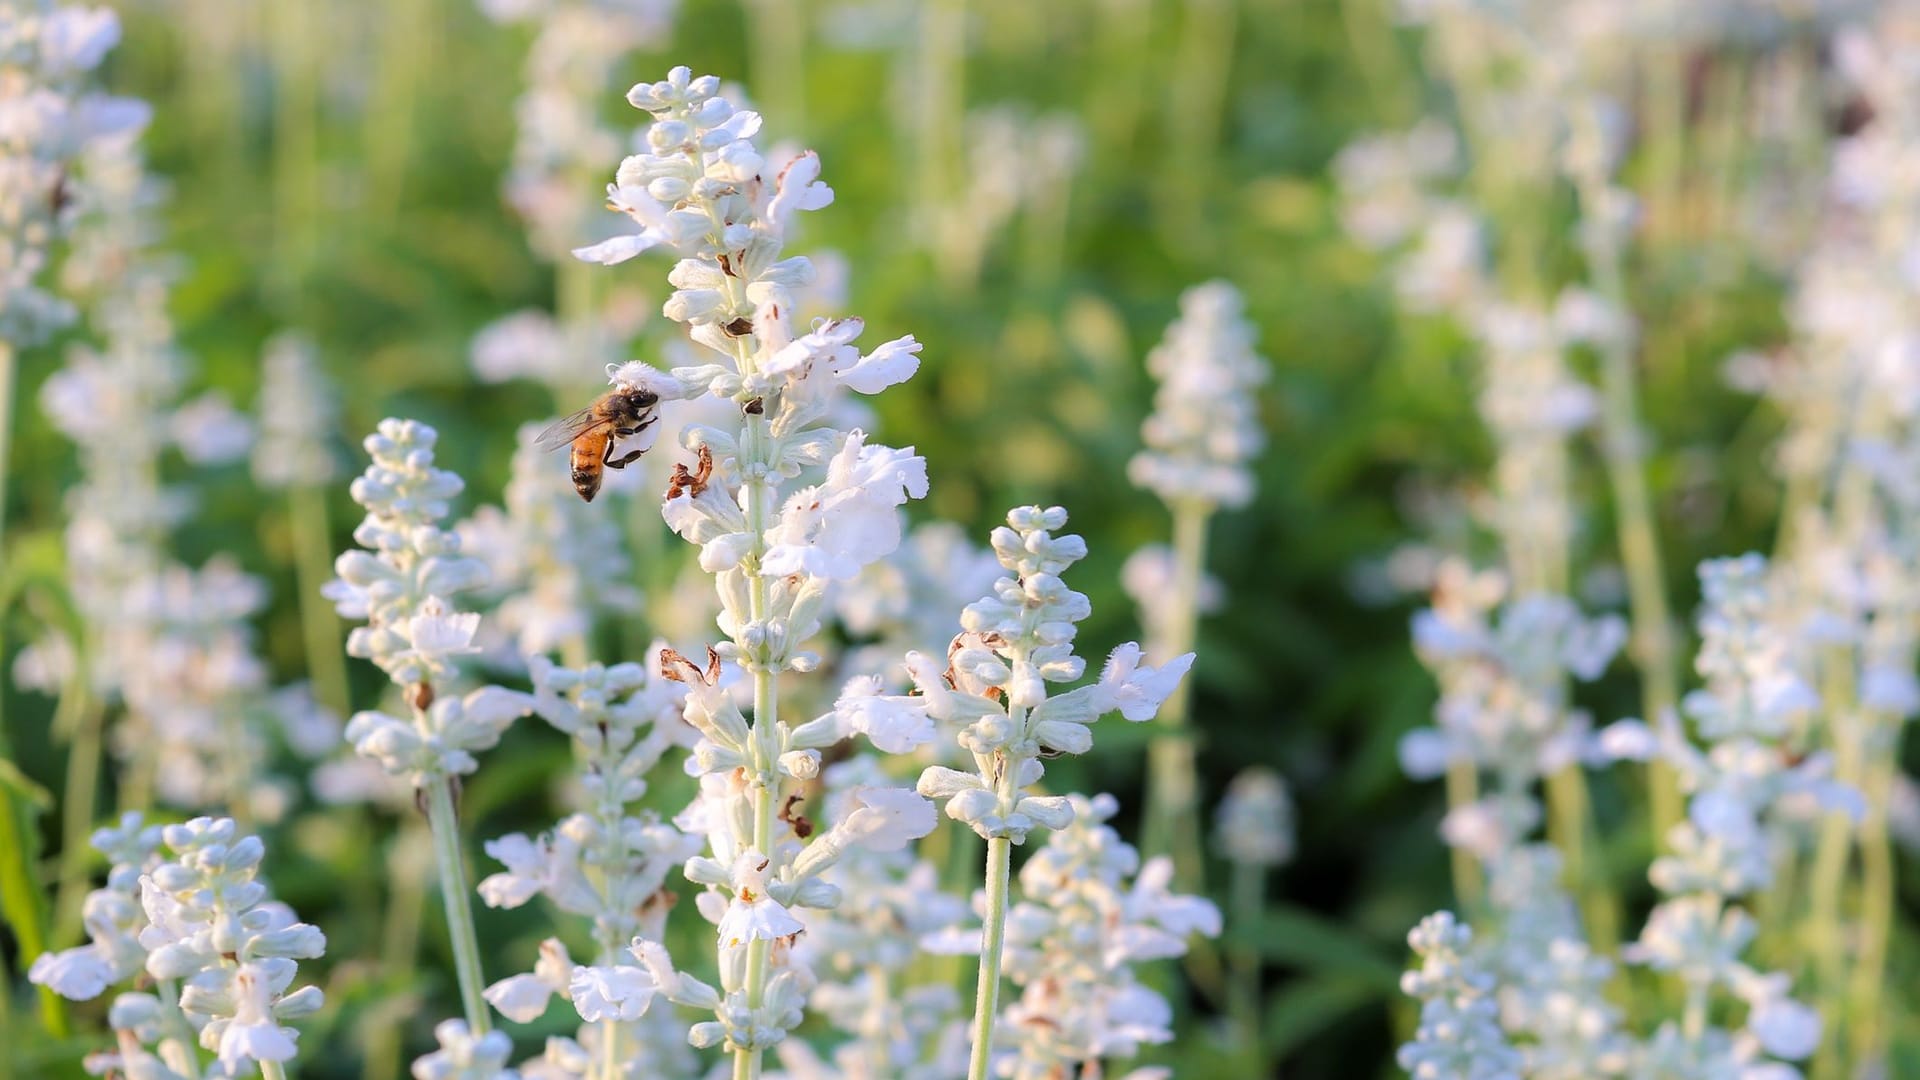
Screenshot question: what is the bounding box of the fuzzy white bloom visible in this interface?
[251,332,338,489]
[910,507,1194,842]
[1214,767,1295,867]
[328,420,491,673]
[1400,558,1624,806]
[1127,280,1268,510]
[331,418,535,783]
[414,1018,521,1080]
[29,814,159,1001]
[1397,912,1523,1080]
[480,0,679,261]
[918,106,1086,288]
[0,0,146,343]
[830,520,1004,679]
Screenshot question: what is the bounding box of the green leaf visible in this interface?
[1262,974,1387,1059]
[0,750,66,1038]
[1226,903,1403,988]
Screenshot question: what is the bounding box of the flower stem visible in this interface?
[0,338,15,548]
[261,1060,290,1080]
[966,827,1013,1080]
[53,685,103,946]
[1570,150,1683,847]
[1443,759,1483,914]
[1849,733,1895,1073]
[1142,498,1211,894]
[1228,856,1266,1072]
[291,484,353,719]
[733,418,780,1080]
[423,773,490,1034]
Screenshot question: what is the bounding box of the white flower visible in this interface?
[412,1018,519,1080]
[1128,280,1268,509]
[170,391,255,465]
[214,963,300,1069]
[836,787,937,853]
[27,946,118,1000]
[568,963,656,1022]
[1214,768,1295,867]
[717,851,804,949]
[760,431,929,582]
[1094,643,1195,721]
[484,938,575,1023]
[830,674,934,752]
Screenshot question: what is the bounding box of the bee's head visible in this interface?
[627,388,659,408]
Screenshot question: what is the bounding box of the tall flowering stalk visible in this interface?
[328,419,533,1034]
[475,652,702,1078]
[1616,556,1834,1075]
[574,67,937,1078]
[908,506,1195,1080]
[0,0,142,545]
[251,332,352,719]
[1130,279,1266,898]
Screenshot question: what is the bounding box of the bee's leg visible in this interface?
[604,416,658,470]
[603,439,645,470]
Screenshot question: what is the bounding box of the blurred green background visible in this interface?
[1,0,1838,1076]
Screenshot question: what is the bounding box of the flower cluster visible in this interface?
[1214,766,1295,868]
[26,57,276,816]
[478,652,704,1075]
[911,507,1195,842]
[329,420,531,782]
[0,0,144,342]
[250,332,338,491]
[980,794,1220,1077]
[1613,557,1831,1073]
[32,815,325,1076]
[1128,280,1268,511]
[1397,912,1523,1080]
[1399,559,1625,862]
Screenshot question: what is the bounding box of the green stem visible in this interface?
[0,338,15,547]
[261,1059,290,1080]
[423,773,490,1034]
[156,978,202,1075]
[268,0,321,315]
[1157,0,1237,258]
[1228,857,1266,1071]
[53,690,104,945]
[1545,764,1617,958]
[363,0,433,227]
[965,799,1013,1080]
[291,486,353,719]
[733,418,780,1080]
[1142,499,1211,888]
[1572,155,1683,846]
[366,820,430,1080]
[1849,734,1894,1073]
[1443,759,1483,914]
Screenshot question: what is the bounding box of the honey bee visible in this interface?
[534,385,662,502]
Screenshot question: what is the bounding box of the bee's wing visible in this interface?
[533,406,614,452]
